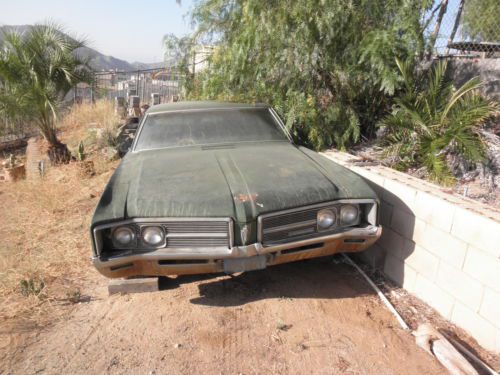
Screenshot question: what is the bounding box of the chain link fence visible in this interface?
[74,68,185,107]
[427,0,499,99]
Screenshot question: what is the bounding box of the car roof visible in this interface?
[146,101,269,114]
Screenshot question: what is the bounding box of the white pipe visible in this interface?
[440,331,499,375]
[342,254,410,331]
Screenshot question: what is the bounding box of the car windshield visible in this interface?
[134,108,289,151]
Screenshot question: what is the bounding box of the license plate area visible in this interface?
[223,255,267,274]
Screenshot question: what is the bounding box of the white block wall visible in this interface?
[322,150,500,353]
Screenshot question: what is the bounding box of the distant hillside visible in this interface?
[0,25,162,72]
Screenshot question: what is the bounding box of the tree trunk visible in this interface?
[426,0,449,60]
[444,0,465,55]
[38,118,72,164]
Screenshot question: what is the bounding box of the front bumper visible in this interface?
[92,226,381,278]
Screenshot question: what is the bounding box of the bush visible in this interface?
[379,59,498,184]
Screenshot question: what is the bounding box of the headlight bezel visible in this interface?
[111,225,137,248]
[141,225,166,247]
[317,208,337,231]
[340,204,360,226]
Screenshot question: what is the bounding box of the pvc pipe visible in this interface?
[342,254,410,331]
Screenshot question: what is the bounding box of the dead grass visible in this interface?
[0,101,120,326]
[59,100,121,154]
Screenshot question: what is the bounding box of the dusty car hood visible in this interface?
[92,142,376,226]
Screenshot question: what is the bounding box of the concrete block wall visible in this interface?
[321,150,500,353]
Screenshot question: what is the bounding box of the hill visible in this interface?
[0,25,162,72]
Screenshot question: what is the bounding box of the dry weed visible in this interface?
[0,101,120,325]
[58,100,121,153]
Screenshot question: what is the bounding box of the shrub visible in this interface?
[379,59,498,184]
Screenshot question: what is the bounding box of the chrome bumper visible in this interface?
[92,226,381,278]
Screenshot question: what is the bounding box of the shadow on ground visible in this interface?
[158,255,376,307]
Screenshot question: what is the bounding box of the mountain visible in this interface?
[0,25,161,72]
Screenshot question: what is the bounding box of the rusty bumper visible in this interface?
[92,226,382,278]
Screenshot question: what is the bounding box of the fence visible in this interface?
[424,0,499,99]
[74,67,185,106]
[428,0,499,57]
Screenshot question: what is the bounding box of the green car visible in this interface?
[91,102,381,278]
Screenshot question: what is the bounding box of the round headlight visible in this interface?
[340,204,359,225]
[142,226,165,246]
[317,209,336,229]
[113,226,135,246]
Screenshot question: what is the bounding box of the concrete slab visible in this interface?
[108,277,159,295]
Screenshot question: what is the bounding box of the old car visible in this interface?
[91,102,381,278]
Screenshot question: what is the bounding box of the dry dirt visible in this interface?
[1,258,446,375]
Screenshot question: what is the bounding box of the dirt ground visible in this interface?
[1,259,446,375]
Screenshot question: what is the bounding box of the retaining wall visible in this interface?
[322,150,500,353]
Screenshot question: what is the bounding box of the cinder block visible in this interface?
[380,200,393,227]
[436,262,484,312]
[382,179,417,213]
[451,302,497,352]
[414,191,456,233]
[463,247,500,292]
[390,238,415,260]
[404,245,440,282]
[420,225,468,270]
[479,288,500,328]
[108,277,159,295]
[410,218,427,245]
[357,243,386,269]
[390,207,416,239]
[451,208,500,257]
[378,227,405,254]
[383,253,417,291]
[413,274,455,319]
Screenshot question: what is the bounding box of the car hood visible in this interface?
[92,142,376,226]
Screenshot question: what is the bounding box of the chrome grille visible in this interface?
[94,218,232,255]
[259,203,341,246]
[162,220,230,248]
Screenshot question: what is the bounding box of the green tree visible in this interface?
[379,59,497,184]
[0,24,93,162]
[170,0,433,150]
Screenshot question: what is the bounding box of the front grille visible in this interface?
[162,220,230,248]
[259,203,349,246]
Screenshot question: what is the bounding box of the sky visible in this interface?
[0,0,194,63]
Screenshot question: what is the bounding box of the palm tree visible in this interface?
[0,23,93,162]
[379,59,497,184]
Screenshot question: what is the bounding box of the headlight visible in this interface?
[142,226,165,246]
[340,204,359,225]
[317,209,336,230]
[113,226,136,246]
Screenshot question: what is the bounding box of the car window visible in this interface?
[134,108,289,151]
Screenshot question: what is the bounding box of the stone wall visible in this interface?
[321,150,500,353]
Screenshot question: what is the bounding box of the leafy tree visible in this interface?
[163,33,193,67]
[171,0,433,150]
[378,59,497,184]
[0,24,93,162]
[461,0,499,42]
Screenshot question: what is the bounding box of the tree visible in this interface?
[179,0,434,150]
[378,59,497,184]
[0,24,93,162]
